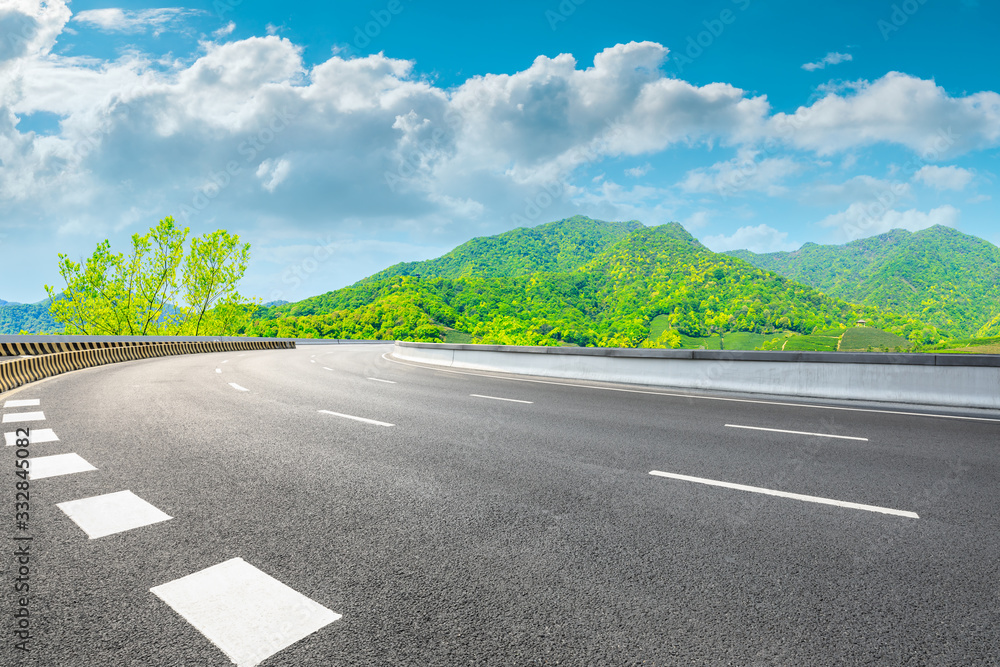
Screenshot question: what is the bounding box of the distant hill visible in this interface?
[0,298,63,334]
[252,219,932,347]
[726,225,1000,337]
[360,215,645,283]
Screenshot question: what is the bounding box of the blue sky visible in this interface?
[1,0,998,303]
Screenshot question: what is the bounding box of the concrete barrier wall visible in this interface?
[0,339,295,394]
[393,342,1000,410]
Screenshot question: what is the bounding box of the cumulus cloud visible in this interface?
[802,52,853,72]
[213,21,235,39]
[818,203,960,241]
[680,149,801,197]
[701,224,799,253]
[770,72,1000,157]
[625,163,651,178]
[72,7,204,34]
[913,165,974,190]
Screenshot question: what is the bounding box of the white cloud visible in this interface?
[803,175,910,206]
[967,194,991,203]
[256,157,291,192]
[680,149,801,197]
[625,163,651,178]
[701,224,798,253]
[769,72,1000,157]
[72,7,203,34]
[913,165,974,190]
[683,211,712,230]
[802,52,853,72]
[213,21,235,39]
[818,203,960,241]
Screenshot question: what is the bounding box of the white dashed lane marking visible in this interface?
[367,377,396,384]
[2,411,45,423]
[216,368,222,374]
[470,394,533,404]
[4,399,40,408]
[57,490,173,539]
[649,470,919,518]
[323,367,333,371]
[150,557,341,667]
[726,424,868,441]
[229,383,249,392]
[29,453,97,480]
[318,410,394,427]
[5,428,59,447]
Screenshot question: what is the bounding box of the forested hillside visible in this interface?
[727,226,1000,337]
[0,298,63,334]
[249,220,937,347]
[362,215,644,282]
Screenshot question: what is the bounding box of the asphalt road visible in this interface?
[2,344,999,666]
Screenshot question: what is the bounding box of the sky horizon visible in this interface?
[2,0,998,303]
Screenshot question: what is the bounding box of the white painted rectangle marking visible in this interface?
[222,360,229,363]
[4,399,40,408]
[57,490,173,538]
[649,470,918,518]
[5,428,59,447]
[150,557,340,667]
[318,410,393,427]
[216,368,222,374]
[229,383,249,392]
[29,453,97,480]
[470,394,533,404]
[2,411,45,423]
[366,377,396,384]
[726,424,868,442]
[323,367,333,371]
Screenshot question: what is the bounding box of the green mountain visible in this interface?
[362,215,644,282]
[726,226,1000,337]
[0,298,64,334]
[250,219,933,347]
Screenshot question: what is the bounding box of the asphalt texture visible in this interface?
[2,344,999,666]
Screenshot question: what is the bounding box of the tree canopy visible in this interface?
[46,217,255,335]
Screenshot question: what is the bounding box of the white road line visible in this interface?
[323,367,334,371]
[229,383,249,392]
[5,428,59,447]
[726,424,868,441]
[649,470,919,519]
[367,377,396,384]
[222,360,229,363]
[4,399,39,408]
[311,360,316,363]
[384,353,1000,423]
[2,411,45,423]
[29,453,97,480]
[151,557,340,667]
[57,490,173,538]
[216,368,222,374]
[470,394,533,404]
[318,410,394,427]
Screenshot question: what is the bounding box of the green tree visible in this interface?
[46,217,255,335]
